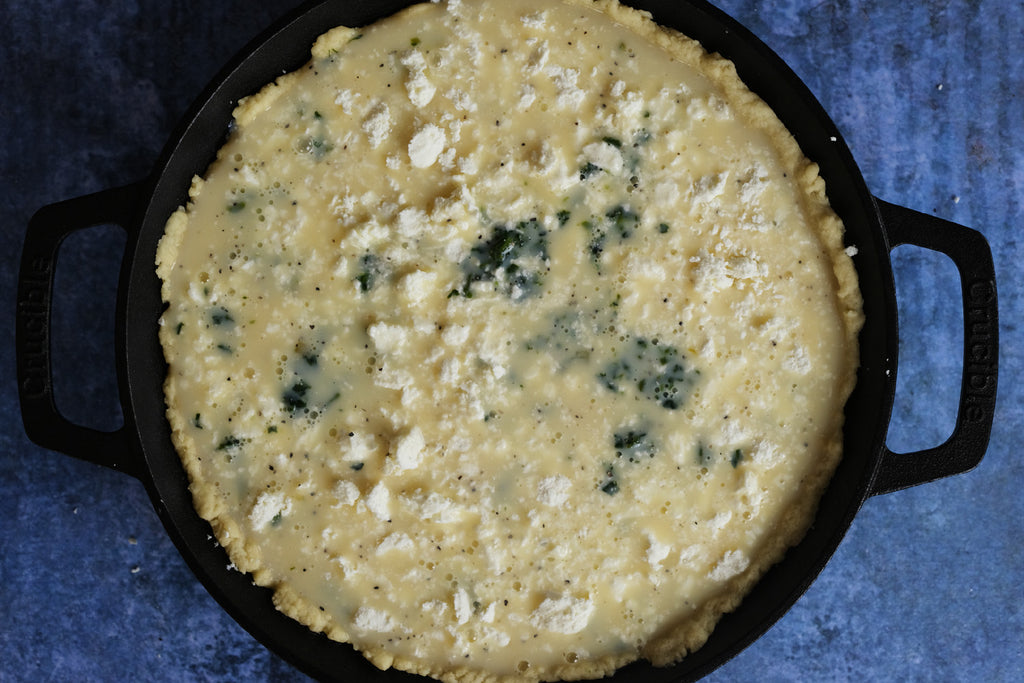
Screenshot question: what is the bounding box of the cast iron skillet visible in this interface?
[17,0,998,680]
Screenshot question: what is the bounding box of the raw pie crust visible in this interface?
[156,0,863,680]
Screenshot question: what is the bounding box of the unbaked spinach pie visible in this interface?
[156,0,863,680]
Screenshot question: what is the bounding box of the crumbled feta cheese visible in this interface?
[344,432,378,463]
[249,491,292,529]
[392,426,426,471]
[445,87,477,112]
[581,140,624,176]
[692,172,729,204]
[708,511,733,534]
[422,600,448,617]
[368,322,408,355]
[365,482,391,522]
[377,532,415,553]
[399,270,439,305]
[783,345,812,374]
[412,492,461,523]
[453,588,472,624]
[537,475,571,506]
[751,439,783,468]
[408,124,446,167]
[647,536,671,566]
[691,253,733,293]
[530,596,595,634]
[401,50,436,107]
[334,88,357,114]
[353,606,398,632]
[544,65,585,110]
[517,84,537,110]
[520,11,546,29]
[708,549,750,581]
[362,102,391,148]
[333,480,360,507]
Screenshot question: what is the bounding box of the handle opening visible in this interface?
[51,224,127,432]
[884,244,963,454]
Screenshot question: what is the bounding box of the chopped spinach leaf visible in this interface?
[613,428,656,462]
[583,204,641,266]
[598,337,697,410]
[283,379,310,413]
[210,307,234,326]
[216,435,243,451]
[579,161,602,181]
[731,448,744,468]
[525,301,619,369]
[599,465,619,496]
[354,253,383,292]
[605,204,639,239]
[457,218,548,300]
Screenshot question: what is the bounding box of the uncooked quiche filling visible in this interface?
[155,0,863,680]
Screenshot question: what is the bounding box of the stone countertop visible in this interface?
[1,0,1021,681]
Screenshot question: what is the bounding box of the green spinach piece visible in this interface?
[598,337,697,410]
[283,379,310,414]
[354,253,383,293]
[613,428,656,462]
[457,218,548,300]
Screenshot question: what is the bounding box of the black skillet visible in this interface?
[16,0,998,680]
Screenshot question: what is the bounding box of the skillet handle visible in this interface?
[16,184,144,479]
[869,198,998,496]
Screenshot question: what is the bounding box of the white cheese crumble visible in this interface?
[581,140,624,176]
[344,432,378,462]
[537,475,571,506]
[353,606,399,632]
[334,88,357,114]
[708,549,750,582]
[408,124,447,167]
[647,536,672,567]
[249,491,292,529]
[453,588,473,624]
[520,11,546,28]
[392,426,426,472]
[362,102,392,148]
[367,322,408,355]
[333,480,360,507]
[377,532,416,553]
[365,482,392,522]
[530,596,595,634]
[401,50,436,107]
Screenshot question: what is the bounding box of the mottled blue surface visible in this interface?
[2,0,1021,681]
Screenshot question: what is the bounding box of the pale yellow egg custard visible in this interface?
[155,0,863,680]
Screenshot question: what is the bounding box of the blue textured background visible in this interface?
[2,0,1021,681]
